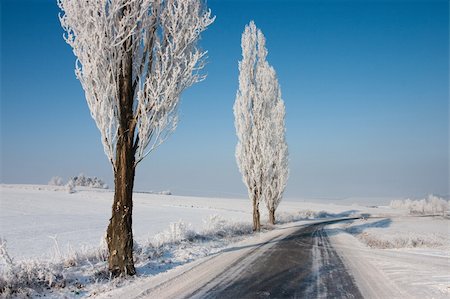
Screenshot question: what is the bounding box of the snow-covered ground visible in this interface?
[0,184,448,298]
[0,184,249,260]
[328,216,450,298]
[0,184,383,261]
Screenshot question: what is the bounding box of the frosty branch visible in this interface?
[58,0,214,169]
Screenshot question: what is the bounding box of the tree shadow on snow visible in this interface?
[325,218,392,237]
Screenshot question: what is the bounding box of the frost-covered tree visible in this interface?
[58,0,214,276]
[263,98,288,225]
[67,174,108,189]
[234,21,288,230]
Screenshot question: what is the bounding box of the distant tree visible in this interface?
[58,0,214,276]
[48,176,64,186]
[67,173,108,189]
[390,195,449,216]
[234,21,288,230]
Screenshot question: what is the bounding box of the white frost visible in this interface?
[58,0,214,167]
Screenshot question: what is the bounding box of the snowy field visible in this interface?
[0,184,386,261]
[0,184,250,260]
[0,184,448,298]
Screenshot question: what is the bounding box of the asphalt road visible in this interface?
[189,220,363,299]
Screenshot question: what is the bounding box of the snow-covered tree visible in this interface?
[234,21,288,230]
[67,174,108,189]
[58,0,214,276]
[263,99,289,225]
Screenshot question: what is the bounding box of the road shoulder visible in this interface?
[327,223,408,298]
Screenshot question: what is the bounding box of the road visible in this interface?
[126,220,364,299]
[189,220,363,298]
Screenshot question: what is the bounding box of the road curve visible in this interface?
[189,220,363,298]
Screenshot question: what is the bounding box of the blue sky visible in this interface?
[1,0,448,199]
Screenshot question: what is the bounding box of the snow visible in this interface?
[345,216,450,249]
[1,184,448,298]
[0,184,377,261]
[0,184,250,260]
[327,216,450,298]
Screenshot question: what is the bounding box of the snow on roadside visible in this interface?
[344,217,450,250]
[327,216,450,298]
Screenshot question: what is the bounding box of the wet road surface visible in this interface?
[190,220,363,299]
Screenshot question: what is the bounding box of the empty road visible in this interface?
[189,220,363,298]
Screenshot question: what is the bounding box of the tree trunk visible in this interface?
[269,207,275,225]
[252,197,261,231]
[107,142,136,276]
[106,30,136,276]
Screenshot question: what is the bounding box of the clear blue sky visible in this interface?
[1,0,448,199]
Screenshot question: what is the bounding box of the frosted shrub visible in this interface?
[203,215,228,236]
[48,176,64,186]
[0,238,62,296]
[0,236,110,296]
[153,221,196,247]
[0,238,14,292]
[390,195,449,215]
[203,215,252,238]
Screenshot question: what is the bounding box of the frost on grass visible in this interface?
[0,237,109,298]
[135,216,253,273]
[355,232,445,249]
[344,218,449,249]
[0,216,252,297]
